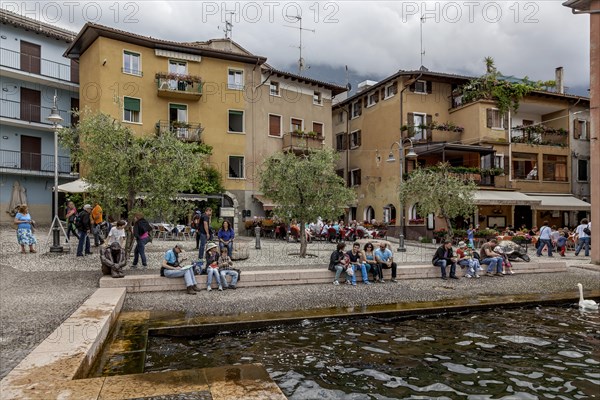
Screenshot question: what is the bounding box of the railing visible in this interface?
[0,98,71,126]
[510,128,568,147]
[0,149,73,174]
[0,47,78,83]
[282,132,324,152]
[156,120,203,142]
[156,75,202,96]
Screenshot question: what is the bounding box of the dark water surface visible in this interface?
[145,306,600,399]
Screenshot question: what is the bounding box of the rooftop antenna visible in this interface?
[419,14,434,69]
[284,15,315,73]
[219,12,234,39]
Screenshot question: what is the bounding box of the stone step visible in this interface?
[100,262,567,292]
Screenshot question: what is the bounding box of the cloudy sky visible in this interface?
[5,1,591,95]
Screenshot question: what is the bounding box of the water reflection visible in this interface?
[145,306,600,399]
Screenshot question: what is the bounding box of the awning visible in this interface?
[253,194,277,210]
[174,194,208,202]
[473,190,542,206]
[527,194,591,211]
[57,179,91,193]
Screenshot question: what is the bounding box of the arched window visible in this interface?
[383,204,396,224]
[409,204,424,224]
[364,206,375,223]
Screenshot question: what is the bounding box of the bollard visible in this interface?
[255,226,261,249]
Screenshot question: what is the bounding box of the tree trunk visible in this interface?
[125,188,136,254]
[299,218,307,258]
[444,214,454,239]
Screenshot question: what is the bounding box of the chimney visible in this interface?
[555,67,564,94]
[357,80,378,93]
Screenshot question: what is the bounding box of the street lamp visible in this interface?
[387,138,418,252]
[47,93,64,253]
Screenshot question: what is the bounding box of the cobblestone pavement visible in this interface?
[0,226,598,380]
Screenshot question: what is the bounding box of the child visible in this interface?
[205,242,222,291]
[106,220,127,248]
[218,248,239,289]
[556,229,568,257]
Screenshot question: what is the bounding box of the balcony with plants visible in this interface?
[510,124,568,148]
[282,130,324,153]
[404,165,502,187]
[156,72,203,100]
[156,120,203,142]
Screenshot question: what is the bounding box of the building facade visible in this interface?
[0,10,79,223]
[333,68,591,239]
[65,24,344,231]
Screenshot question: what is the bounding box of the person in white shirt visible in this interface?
[574,218,591,257]
[536,221,553,257]
[106,220,127,248]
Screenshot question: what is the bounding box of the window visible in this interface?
[228,156,244,179]
[385,83,397,98]
[291,118,303,132]
[512,152,537,180]
[577,159,589,182]
[169,59,187,74]
[228,110,244,133]
[337,111,344,124]
[486,108,505,129]
[494,154,504,170]
[574,119,588,140]
[412,80,428,94]
[350,130,361,148]
[269,114,282,137]
[350,169,361,186]
[123,51,141,76]
[312,122,323,137]
[228,69,244,90]
[543,155,567,182]
[336,169,345,179]
[313,91,322,105]
[123,97,140,123]
[351,101,361,119]
[367,92,378,107]
[412,113,426,141]
[169,104,187,123]
[270,81,280,96]
[336,133,347,151]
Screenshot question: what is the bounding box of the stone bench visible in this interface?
[100,261,568,292]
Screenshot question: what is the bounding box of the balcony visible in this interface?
[0,98,72,127]
[156,73,202,100]
[0,149,75,177]
[0,47,78,84]
[282,132,324,153]
[511,125,568,147]
[156,120,203,142]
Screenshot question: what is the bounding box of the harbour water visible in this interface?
[144,305,600,399]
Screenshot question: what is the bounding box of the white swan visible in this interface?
[578,283,599,310]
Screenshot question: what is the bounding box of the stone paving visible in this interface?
[0,226,598,381]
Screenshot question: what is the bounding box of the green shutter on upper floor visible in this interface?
[124,97,140,112]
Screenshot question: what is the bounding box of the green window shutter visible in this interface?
[170,104,187,110]
[230,110,244,116]
[124,97,140,112]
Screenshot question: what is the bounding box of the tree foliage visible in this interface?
[59,110,207,223]
[259,149,356,257]
[399,163,477,238]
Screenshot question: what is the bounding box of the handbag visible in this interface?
[583,225,591,236]
[345,265,354,276]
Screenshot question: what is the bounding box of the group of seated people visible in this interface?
[432,238,513,280]
[328,241,398,285]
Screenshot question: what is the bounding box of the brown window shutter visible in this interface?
[427,81,433,94]
[380,88,385,98]
[357,169,362,186]
[585,121,590,140]
[426,115,433,141]
[313,123,323,136]
[343,134,348,150]
[374,92,379,103]
[393,82,398,94]
[486,109,493,128]
[407,112,414,136]
[363,97,368,107]
[573,119,580,139]
[357,130,362,146]
[503,113,509,130]
[269,115,280,136]
[358,102,362,116]
[409,82,416,92]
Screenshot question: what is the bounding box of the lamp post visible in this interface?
[387,138,418,252]
[47,94,64,253]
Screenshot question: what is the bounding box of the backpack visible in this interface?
[191,215,201,230]
[74,211,85,230]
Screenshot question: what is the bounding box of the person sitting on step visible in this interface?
[218,247,239,290]
[205,242,223,291]
[100,242,127,278]
[161,244,201,295]
[432,240,459,280]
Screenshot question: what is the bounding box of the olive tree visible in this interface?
[399,162,477,238]
[259,149,356,257]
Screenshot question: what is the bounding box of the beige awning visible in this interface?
[527,194,591,211]
[473,190,542,206]
[253,194,277,210]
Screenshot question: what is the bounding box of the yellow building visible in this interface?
[333,69,591,239]
[65,24,344,230]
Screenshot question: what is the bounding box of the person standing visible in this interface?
[574,218,591,257]
[375,242,398,282]
[132,212,152,268]
[161,244,201,295]
[197,207,212,260]
[65,200,78,241]
[191,211,201,249]
[536,221,553,257]
[14,204,37,254]
[217,220,235,257]
[466,224,476,248]
[91,202,104,247]
[106,220,127,248]
[432,240,458,280]
[76,204,93,257]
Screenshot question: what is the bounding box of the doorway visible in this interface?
[20,135,41,171]
[514,205,532,230]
